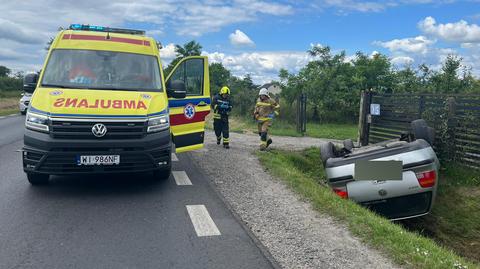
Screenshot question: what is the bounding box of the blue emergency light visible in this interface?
[68,24,145,35]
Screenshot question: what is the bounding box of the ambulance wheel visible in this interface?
[27,173,50,185]
[153,167,171,180]
[320,142,335,167]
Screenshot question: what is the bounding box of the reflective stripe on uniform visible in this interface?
[213,113,221,119]
[256,102,272,106]
[257,117,272,121]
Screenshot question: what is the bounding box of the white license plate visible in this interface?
[77,155,120,165]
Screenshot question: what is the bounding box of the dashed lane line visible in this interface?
[186,205,221,237]
[172,153,179,161]
[172,171,192,186]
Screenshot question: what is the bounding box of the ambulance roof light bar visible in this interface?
[69,24,145,36]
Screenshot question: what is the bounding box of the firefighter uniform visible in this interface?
[212,86,233,148]
[254,88,279,150]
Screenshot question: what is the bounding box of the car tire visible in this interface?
[21,110,27,115]
[320,142,335,167]
[411,119,434,145]
[27,173,50,185]
[343,139,354,152]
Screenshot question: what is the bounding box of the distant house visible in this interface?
[260,83,282,95]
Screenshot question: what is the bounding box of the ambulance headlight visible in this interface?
[25,112,49,133]
[147,115,169,133]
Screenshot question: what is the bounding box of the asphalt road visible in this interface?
[0,115,275,269]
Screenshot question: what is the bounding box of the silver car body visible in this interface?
[19,93,32,114]
[325,139,440,220]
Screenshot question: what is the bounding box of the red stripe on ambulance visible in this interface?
[63,34,150,46]
[170,111,210,126]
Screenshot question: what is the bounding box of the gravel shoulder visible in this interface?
[188,131,400,269]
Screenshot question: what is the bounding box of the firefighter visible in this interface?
[212,86,233,149]
[253,88,279,151]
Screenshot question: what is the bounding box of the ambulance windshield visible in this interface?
[41,49,163,92]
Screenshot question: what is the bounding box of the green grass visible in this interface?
[0,108,19,116]
[403,164,480,262]
[0,92,20,116]
[257,148,478,269]
[0,90,22,98]
[209,115,357,140]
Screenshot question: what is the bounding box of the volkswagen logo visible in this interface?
[92,123,107,137]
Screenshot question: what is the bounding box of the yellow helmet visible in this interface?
[220,86,230,95]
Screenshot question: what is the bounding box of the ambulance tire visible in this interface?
[153,167,171,180]
[320,142,335,167]
[27,173,50,186]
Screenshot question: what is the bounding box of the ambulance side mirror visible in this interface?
[23,73,38,93]
[167,80,187,99]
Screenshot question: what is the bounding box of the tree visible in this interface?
[209,62,231,94]
[0,66,11,77]
[175,41,202,57]
[164,40,203,76]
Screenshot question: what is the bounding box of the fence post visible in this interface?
[357,90,372,146]
[445,97,457,161]
[418,94,425,119]
[296,93,307,134]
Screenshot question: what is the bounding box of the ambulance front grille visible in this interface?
[50,120,146,139]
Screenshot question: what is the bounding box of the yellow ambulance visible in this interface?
[22,24,211,185]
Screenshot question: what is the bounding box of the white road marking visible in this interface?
[172,171,192,186]
[172,153,179,161]
[186,205,221,237]
[0,116,5,119]
[8,114,17,116]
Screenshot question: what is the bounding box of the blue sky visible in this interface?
[1,0,480,83]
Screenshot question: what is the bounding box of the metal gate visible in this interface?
[359,91,480,168]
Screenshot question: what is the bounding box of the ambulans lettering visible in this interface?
[53,98,147,109]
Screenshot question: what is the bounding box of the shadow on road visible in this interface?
[24,172,169,198]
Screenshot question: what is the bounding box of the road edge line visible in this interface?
[184,152,282,269]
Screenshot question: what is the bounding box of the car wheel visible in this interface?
[21,110,27,115]
[153,167,171,180]
[27,173,50,185]
[320,142,335,167]
[343,139,354,152]
[411,119,434,145]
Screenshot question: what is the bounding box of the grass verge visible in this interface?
[402,164,480,262]
[206,115,357,140]
[0,91,20,116]
[257,148,478,269]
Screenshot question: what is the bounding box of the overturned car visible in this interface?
[320,119,440,220]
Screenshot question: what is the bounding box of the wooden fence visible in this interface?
[359,91,480,169]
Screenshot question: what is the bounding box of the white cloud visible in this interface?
[374,36,435,54]
[418,16,480,43]
[159,43,177,63]
[229,30,255,47]
[391,56,415,66]
[202,50,313,84]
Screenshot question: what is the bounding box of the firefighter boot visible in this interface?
[216,137,221,145]
[260,132,268,151]
[223,138,230,149]
[266,138,273,148]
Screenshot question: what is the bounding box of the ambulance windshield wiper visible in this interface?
[41,84,89,89]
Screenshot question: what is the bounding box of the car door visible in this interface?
[166,56,211,153]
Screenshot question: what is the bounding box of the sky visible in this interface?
[0,0,480,84]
